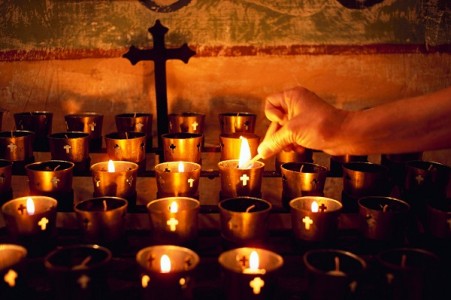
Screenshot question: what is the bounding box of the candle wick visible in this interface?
[65,134,69,139]
[54,164,61,171]
[103,200,108,211]
[401,254,407,268]
[382,204,389,212]
[427,164,434,171]
[334,256,340,272]
[72,255,92,270]
[245,204,256,213]
[299,164,304,173]
[134,112,137,118]
[125,132,129,139]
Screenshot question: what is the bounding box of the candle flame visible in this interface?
[311,201,319,213]
[160,254,171,273]
[107,160,115,173]
[26,197,35,215]
[238,136,252,169]
[178,162,184,172]
[249,251,259,271]
[169,201,179,213]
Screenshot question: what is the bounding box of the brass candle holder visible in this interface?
[48,131,90,175]
[0,244,27,297]
[115,112,153,151]
[281,162,328,210]
[155,161,201,198]
[274,148,313,174]
[342,162,390,212]
[218,160,265,200]
[329,154,367,177]
[136,245,200,300]
[219,133,260,161]
[74,197,128,246]
[168,112,205,134]
[14,111,52,151]
[146,197,200,246]
[104,131,147,172]
[65,112,103,152]
[1,196,57,251]
[218,197,272,246]
[290,196,342,242]
[303,249,367,300]
[358,196,411,242]
[218,247,284,300]
[161,133,203,163]
[44,244,112,300]
[0,130,34,175]
[426,199,451,239]
[218,112,256,134]
[0,159,13,204]
[381,152,423,189]
[90,160,138,210]
[25,160,75,212]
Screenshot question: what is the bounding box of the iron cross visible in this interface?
[123,20,196,154]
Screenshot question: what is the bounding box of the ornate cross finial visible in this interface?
[123,20,196,154]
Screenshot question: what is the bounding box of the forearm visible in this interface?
[325,87,451,155]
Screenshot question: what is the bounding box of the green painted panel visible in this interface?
[0,0,449,51]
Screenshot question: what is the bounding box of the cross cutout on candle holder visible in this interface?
[78,274,90,289]
[311,178,319,189]
[249,277,265,295]
[167,217,179,231]
[302,216,313,230]
[89,122,96,132]
[187,178,195,188]
[319,203,327,212]
[7,143,17,153]
[38,217,49,230]
[244,121,250,131]
[239,255,248,267]
[51,177,60,188]
[169,144,176,153]
[196,143,201,152]
[415,174,424,185]
[192,121,199,131]
[64,144,72,154]
[184,257,193,268]
[136,122,144,131]
[240,174,250,186]
[17,204,26,215]
[3,269,18,287]
[147,255,156,268]
[126,176,134,186]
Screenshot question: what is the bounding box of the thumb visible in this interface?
[257,124,294,159]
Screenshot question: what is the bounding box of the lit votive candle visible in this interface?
[90,160,138,209]
[358,196,411,242]
[136,245,200,300]
[220,133,260,161]
[74,197,128,246]
[303,249,367,300]
[0,244,27,297]
[155,161,201,199]
[1,196,57,249]
[218,247,283,300]
[290,196,342,242]
[147,197,200,245]
[218,197,272,245]
[44,244,112,300]
[218,136,265,199]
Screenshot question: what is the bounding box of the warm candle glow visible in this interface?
[26,197,35,215]
[238,136,252,169]
[178,162,185,172]
[107,160,115,173]
[160,254,171,273]
[249,251,259,271]
[311,201,319,213]
[169,201,179,213]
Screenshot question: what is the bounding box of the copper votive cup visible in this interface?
[0,130,35,171]
[161,133,203,163]
[1,196,57,249]
[0,159,13,204]
[426,200,451,239]
[49,132,90,175]
[65,112,103,152]
[74,197,128,245]
[218,159,265,199]
[329,154,367,177]
[218,197,272,245]
[381,152,423,188]
[105,131,147,171]
[376,248,441,300]
[0,244,27,298]
[218,247,284,300]
[44,244,112,300]
[25,160,74,212]
[115,112,153,151]
[90,161,138,208]
[14,111,52,151]
[219,133,260,161]
[290,196,342,242]
[218,112,256,134]
[303,249,367,300]
[358,196,411,242]
[281,162,328,210]
[136,245,200,300]
[342,161,390,212]
[146,197,200,245]
[168,112,205,134]
[274,148,313,174]
[155,161,201,198]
